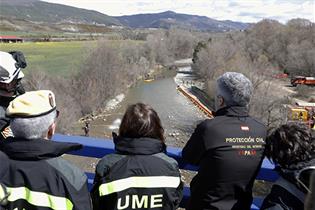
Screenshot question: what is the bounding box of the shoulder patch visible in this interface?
[1,126,13,139]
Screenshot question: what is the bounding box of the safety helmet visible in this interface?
[0,51,26,84]
[0,51,27,97]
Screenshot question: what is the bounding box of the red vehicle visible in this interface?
[273,73,288,79]
[291,76,315,87]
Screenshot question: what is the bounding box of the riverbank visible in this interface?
[64,62,207,173]
[72,64,176,138]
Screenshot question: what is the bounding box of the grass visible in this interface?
[0,40,145,76]
[0,41,97,76]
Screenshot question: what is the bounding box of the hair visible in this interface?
[119,103,165,142]
[10,110,57,139]
[216,72,253,107]
[265,123,315,168]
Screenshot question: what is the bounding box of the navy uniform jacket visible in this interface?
[0,151,9,179]
[0,151,9,209]
[0,137,92,210]
[182,106,267,210]
[261,158,315,210]
[91,136,183,210]
[0,99,11,141]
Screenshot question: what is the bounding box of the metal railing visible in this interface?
[52,134,278,210]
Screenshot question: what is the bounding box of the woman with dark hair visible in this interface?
[261,123,315,210]
[91,103,183,210]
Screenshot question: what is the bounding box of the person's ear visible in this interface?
[47,122,56,140]
[218,96,225,107]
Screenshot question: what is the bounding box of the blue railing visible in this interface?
[52,134,278,210]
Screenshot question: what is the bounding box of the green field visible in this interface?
[0,41,97,76]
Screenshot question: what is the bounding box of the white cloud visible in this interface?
[43,0,315,23]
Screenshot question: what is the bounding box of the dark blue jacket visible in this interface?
[91,136,183,210]
[0,137,92,210]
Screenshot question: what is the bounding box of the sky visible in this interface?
[43,0,315,23]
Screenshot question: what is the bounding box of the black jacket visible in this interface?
[0,137,92,210]
[0,89,25,141]
[261,158,315,210]
[182,106,267,210]
[0,151,9,179]
[0,97,15,141]
[91,136,183,210]
[0,152,9,209]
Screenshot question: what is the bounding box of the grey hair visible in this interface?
[10,110,57,139]
[216,72,253,107]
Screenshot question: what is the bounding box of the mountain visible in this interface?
[0,0,120,26]
[115,11,249,31]
[0,0,249,32]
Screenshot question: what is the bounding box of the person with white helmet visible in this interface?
[0,51,27,141]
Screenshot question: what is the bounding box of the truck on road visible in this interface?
[291,76,315,87]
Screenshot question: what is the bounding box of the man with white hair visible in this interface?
[183,72,267,210]
[0,51,27,141]
[0,90,92,210]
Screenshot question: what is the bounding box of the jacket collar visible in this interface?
[214,106,249,117]
[0,137,82,160]
[278,157,315,193]
[0,96,12,109]
[113,135,166,155]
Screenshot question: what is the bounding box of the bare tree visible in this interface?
[23,70,81,134]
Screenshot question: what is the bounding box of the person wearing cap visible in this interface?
[0,51,27,141]
[261,123,315,210]
[182,72,267,210]
[0,90,92,210]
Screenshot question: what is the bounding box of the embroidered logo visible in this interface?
[241,126,249,131]
[1,126,13,139]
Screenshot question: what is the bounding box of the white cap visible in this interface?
[0,51,24,84]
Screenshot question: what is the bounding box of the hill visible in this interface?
[115,11,249,32]
[0,0,120,26]
[0,1,250,33]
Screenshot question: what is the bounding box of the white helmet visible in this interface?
[0,51,25,84]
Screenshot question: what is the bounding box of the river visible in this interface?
[88,64,207,147]
[68,62,209,172]
[68,63,269,196]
